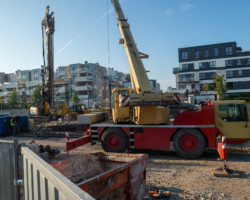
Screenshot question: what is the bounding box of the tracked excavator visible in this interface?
[29,6,55,121]
[111,0,178,125]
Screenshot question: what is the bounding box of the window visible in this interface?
[225,46,233,55]
[210,61,216,67]
[248,58,250,65]
[238,82,243,89]
[21,73,26,79]
[179,85,186,89]
[182,64,188,71]
[33,70,39,76]
[199,73,206,79]
[237,59,241,66]
[59,68,65,76]
[182,51,188,59]
[226,71,233,78]
[218,104,248,122]
[191,84,195,89]
[195,50,199,58]
[209,72,215,78]
[72,66,77,74]
[80,66,86,71]
[238,70,243,77]
[199,62,206,69]
[214,48,219,56]
[227,82,233,89]
[204,49,209,57]
[225,60,232,66]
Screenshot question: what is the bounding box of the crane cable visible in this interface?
[107,0,110,68]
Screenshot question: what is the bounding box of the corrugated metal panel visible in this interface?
[21,147,95,200]
[0,140,19,200]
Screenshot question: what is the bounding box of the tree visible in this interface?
[202,83,210,96]
[20,79,26,86]
[32,85,42,105]
[7,89,19,108]
[71,93,79,102]
[213,74,227,100]
[0,97,4,112]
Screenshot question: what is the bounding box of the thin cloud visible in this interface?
[241,7,250,17]
[56,33,82,55]
[181,3,195,12]
[165,9,174,16]
[56,0,129,56]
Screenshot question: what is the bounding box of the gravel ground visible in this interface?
[2,136,250,200]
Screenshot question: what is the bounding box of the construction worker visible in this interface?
[10,115,17,135]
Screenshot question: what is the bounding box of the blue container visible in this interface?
[17,116,29,133]
[0,113,10,117]
[18,116,28,122]
[0,116,9,135]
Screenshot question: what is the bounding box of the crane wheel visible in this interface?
[101,128,128,153]
[173,129,206,159]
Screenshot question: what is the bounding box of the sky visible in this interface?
[0,0,250,91]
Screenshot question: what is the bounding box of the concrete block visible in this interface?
[77,112,107,124]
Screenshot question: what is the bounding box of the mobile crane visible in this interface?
[66,0,250,160]
[111,0,177,125]
[30,6,55,120]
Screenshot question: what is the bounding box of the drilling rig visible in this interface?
[30,6,55,120]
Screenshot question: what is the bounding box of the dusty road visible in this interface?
[3,136,250,200]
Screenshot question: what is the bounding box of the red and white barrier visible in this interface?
[222,136,226,149]
[217,135,227,160]
[119,94,130,107]
[65,132,69,143]
[174,93,180,104]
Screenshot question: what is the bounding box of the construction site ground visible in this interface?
[2,136,250,200]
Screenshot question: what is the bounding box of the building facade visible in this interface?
[123,79,162,93]
[173,42,250,96]
[1,62,162,108]
[55,62,127,108]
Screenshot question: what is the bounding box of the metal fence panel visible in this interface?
[0,140,19,200]
[21,147,95,200]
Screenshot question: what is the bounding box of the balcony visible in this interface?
[55,86,66,94]
[77,94,94,100]
[173,67,195,74]
[75,86,94,91]
[3,82,17,89]
[177,78,199,83]
[173,68,179,74]
[75,76,93,82]
[26,81,42,87]
[77,69,92,74]
[54,96,66,102]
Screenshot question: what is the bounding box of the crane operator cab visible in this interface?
[112,88,132,123]
[215,101,250,140]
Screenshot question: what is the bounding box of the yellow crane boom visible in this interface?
[112,0,152,94]
[111,0,177,124]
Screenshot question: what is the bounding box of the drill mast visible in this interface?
[41,5,55,116]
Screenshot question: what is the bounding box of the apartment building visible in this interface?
[173,42,250,96]
[0,62,127,107]
[55,62,127,108]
